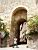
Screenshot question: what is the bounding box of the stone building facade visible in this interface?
[0,0,38,47]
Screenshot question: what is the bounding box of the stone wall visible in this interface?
[0,0,37,32]
[27,34,38,49]
[0,0,38,47]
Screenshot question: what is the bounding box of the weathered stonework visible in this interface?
[0,0,37,32]
[27,34,38,49]
[0,0,38,48]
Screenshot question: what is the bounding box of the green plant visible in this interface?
[0,18,9,47]
[0,18,9,38]
[27,15,38,35]
[4,31,9,39]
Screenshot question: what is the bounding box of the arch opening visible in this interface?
[15,18,27,45]
[10,6,27,45]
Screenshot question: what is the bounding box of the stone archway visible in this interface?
[10,6,27,46]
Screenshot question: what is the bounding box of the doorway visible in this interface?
[15,18,27,45]
[11,7,27,46]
